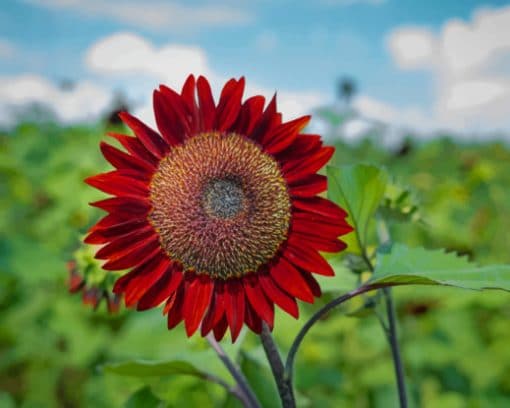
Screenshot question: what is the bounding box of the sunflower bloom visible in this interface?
[85,76,352,341]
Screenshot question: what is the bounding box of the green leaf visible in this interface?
[379,180,421,224]
[369,244,510,291]
[125,386,163,408]
[103,359,207,379]
[327,164,388,254]
[240,351,280,408]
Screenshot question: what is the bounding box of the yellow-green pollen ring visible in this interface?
[148,132,291,280]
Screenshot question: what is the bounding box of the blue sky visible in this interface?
[2,0,510,135]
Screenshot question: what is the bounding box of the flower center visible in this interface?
[149,132,291,280]
[203,178,244,219]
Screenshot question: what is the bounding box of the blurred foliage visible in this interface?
[1,115,510,408]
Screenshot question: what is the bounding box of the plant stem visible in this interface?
[376,217,408,407]
[259,323,296,408]
[383,287,408,408]
[206,333,262,408]
[284,283,386,389]
[202,373,250,406]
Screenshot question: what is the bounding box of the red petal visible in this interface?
[85,219,148,244]
[124,255,171,306]
[259,274,299,318]
[213,315,229,341]
[119,111,168,159]
[244,301,263,334]
[113,269,137,295]
[182,275,214,336]
[224,280,245,342]
[100,142,154,174]
[249,94,281,143]
[284,239,335,276]
[167,288,185,330]
[91,213,135,229]
[159,85,191,137]
[289,174,327,197]
[292,231,348,253]
[263,115,310,154]
[299,270,321,297]
[197,76,216,131]
[283,146,335,182]
[90,196,150,215]
[137,268,184,311]
[276,134,322,162]
[85,171,149,197]
[153,90,184,146]
[243,276,274,327]
[292,215,353,238]
[270,257,314,303]
[181,74,196,111]
[216,77,245,131]
[180,74,199,134]
[293,197,348,221]
[107,132,158,165]
[200,286,225,336]
[94,226,154,260]
[233,95,265,135]
[102,238,160,270]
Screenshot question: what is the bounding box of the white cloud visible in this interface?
[0,75,112,126]
[1,32,326,128]
[25,0,252,32]
[354,95,432,131]
[86,32,213,89]
[371,5,510,134]
[85,32,326,126]
[387,28,436,69]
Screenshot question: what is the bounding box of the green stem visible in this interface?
[376,217,408,408]
[284,283,386,389]
[383,287,408,408]
[260,323,296,408]
[206,334,262,408]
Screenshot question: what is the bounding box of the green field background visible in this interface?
[1,116,510,407]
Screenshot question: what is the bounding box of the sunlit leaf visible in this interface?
[327,164,388,254]
[370,244,510,291]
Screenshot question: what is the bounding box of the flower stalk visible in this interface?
[377,217,408,408]
[206,334,262,408]
[259,324,296,408]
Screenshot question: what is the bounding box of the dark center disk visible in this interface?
[203,178,244,219]
[149,132,291,279]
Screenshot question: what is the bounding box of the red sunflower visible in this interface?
[85,75,352,341]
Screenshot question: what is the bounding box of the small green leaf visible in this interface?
[379,181,421,224]
[327,164,388,254]
[103,359,206,378]
[125,386,163,408]
[369,244,510,291]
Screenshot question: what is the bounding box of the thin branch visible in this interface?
[259,323,296,408]
[377,217,408,408]
[383,287,408,408]
[202,373,248,405]
[374,308,390,339]
[206,334,262,408]
[284,283,386,387]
